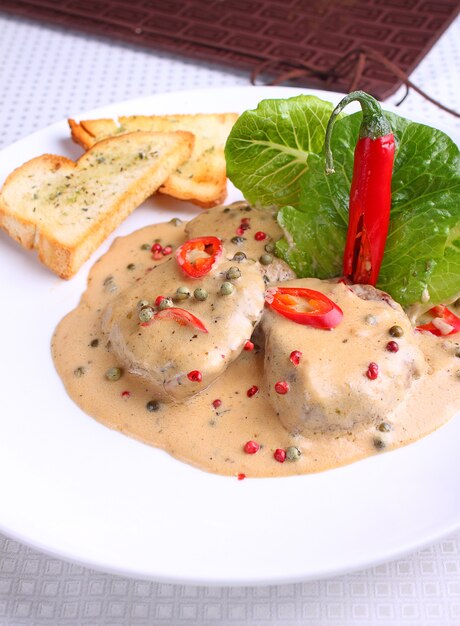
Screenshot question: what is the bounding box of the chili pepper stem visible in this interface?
[324,90,392,175]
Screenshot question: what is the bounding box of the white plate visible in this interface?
[0,86,459,587]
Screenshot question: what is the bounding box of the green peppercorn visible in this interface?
[74,366,85,377]
[286,446,301,461]
[105,367,122,381]
[233,251,247,262]
[140,243,151,250]
[264,242,275,253]
[90,339,99,348]
[220,282,234,295]
[175,286,191,301]
[139,306,154,323]
[226,266,241,280]
[455,347,460,358]
[169,217,183,226]
[137,299,150,310]
[126,263,136,270]
[259,253,273,266]
[389,325,404,337]
[194,287,208,301]
[373,437,385,450]
[231,236,245,245]
[158,297,173,310]
[378,422,392,433]
[146,400,160,412]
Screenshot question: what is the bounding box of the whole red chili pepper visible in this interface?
[324,91,395,286]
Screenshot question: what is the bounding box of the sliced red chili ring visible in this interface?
[176,236,223,278]
[266,287,343,329]
[153,307,208,333]
[416,304,460,336]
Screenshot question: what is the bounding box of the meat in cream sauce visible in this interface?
[52,203,460,478]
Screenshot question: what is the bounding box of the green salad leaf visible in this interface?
[225,95,336,209]
[276,110,460,307]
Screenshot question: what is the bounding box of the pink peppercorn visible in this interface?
[162,245,173,255]
[275,380,290,394]
[247,385,259,398]
[237,473,246,480]
[155,295,165,306]
[274,448,286,463]
[254,231,267,241]
[386,341,399,353]
[236,227,244,236]
[187,370,202,382]
[244,340,254,351]
[241,217,250,225]
[367,362,379,380]
[151,243,162,253]
[289,350,302,366]
[121,390,131,399]
[243,440,260,454]
[212,399,222,409]
[152,251,163,260]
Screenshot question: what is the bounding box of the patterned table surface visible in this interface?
[0,11,459,626]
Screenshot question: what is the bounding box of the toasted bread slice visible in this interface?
[69,113,238,208]
[0,131,193,278]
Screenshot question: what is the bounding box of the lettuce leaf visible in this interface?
[277,111,460,307]
[225,95,336,209]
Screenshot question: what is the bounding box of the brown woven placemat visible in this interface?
[0,0,459,99]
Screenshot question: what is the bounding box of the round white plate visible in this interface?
[0,86,459,586]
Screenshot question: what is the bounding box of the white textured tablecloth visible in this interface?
[0,12,459,626]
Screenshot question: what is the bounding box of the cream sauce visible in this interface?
[52,213,460,478]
